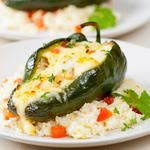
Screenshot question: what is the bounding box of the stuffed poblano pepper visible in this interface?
[8,22,127,126]
[2,0,109,11]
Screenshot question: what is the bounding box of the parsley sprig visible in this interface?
[88,7,116,29]
[114,89,150,119]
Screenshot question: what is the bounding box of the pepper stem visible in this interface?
[80,22,101,43]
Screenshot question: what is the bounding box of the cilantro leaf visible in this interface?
[41,92,50,99]
[48,74,55,83]
[114,89,150,119]
[121,118,137,131]
[67,39,76,48]
[121,123,130,131]
[113,107,119,114]
[88,7,117,29]
[32,74,41,81]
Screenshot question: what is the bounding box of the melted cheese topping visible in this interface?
[12,41,113,135]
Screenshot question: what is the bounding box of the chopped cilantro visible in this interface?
[62,69,66,73]
[121,118,137,131]
[114,89,150,119]
[121,123,130,131]
[48,74,55,82]
[101,50,112,57]
[41,92,49,99]
[67,39,76,48]
[113,107,119,114]
[32,74,41,81]
[88,6,117,29]
[130,118,137,125]
[85,44,90,49]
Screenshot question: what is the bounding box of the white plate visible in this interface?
[0,38,150,147]
[0,0,149,40]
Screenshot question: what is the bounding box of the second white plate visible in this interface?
[0,0,149,40]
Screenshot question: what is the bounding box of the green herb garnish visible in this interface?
[101,49,112,57]
[121,118,137,131]
[114,89,150,119]
[121,123,130,131]
[113,107,119,114]
[85,44,90,49]
[67,39,76,48]
[88,7,116,29]
[62,69,66,73]
[32,74,41,81]
[41,92,50,99]
[48,74,55,82]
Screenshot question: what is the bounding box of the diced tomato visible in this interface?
[97,108,112,122]
[51,125,67,138]
[132,108,142,114]
[14,78,22,85]
[30,10,46,29]
[51,49,60,54]
[27,11,35,20]
[75,25,82,33]
[34,17,45,29]
[3,108,18,120]
[103,96,114,105]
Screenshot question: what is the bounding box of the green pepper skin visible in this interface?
[3,0,108,11]
[25,41,127,121]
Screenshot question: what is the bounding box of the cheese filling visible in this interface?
[12,41,113,135]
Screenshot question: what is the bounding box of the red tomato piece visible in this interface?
[103,96,114,105]
[51,125,67,138]
[97,108,112,122]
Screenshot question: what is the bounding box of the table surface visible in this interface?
[0,22,150,150]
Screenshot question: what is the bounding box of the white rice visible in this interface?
[0,69,145,139]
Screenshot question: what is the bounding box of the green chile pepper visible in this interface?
[8,22,127,121]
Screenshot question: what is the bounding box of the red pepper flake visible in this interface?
[51,49,60,54]
[61,41,68,48]
[97,108,112,122]
[35,83,42,89]
[132,108,142,114]
[103,96,114,105]
[75,25,82,33]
